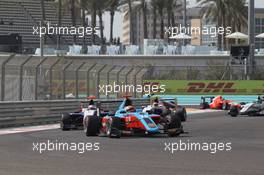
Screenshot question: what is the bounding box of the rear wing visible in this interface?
[150,96,178,108]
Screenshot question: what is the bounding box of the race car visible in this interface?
[61,96,111,131]
[142,97,187,122]
[200,95,233,110]
[84,96,183,138]
[228,96,264,117]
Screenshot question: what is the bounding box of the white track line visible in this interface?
[0,124,60,136]
[188,109,223,114]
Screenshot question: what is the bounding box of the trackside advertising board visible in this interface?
[143,80,264,95]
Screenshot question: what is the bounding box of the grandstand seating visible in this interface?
[0,0,98,53]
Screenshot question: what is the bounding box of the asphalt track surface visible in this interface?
[1,111,264,175]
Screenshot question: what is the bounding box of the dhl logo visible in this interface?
[186,82,237,93]
[144,81,264,94]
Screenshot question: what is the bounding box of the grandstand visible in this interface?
[0,0,99,54]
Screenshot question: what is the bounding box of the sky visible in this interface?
[104,0,264,41]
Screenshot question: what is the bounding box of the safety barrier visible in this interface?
[0,98,150,128]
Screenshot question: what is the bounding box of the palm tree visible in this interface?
[96,0,115,45]
[141,0,148,39]
[156,0,166,39]
[151,0,158,39]
[198,0,247,50]
[150,0,183,40]
[127,0,134,44]
[79,0,89,53]
[118,0,148,44]
[108,0,121,44]
[166,0,183,27]
[60,0,80,44]
[92,4,97,45]
[56,0,62,50]
[84,0,97,45]
[226,0,247,31]
[98,9,104,45]
[70,0,77,43]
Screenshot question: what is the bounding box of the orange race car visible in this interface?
[200,95,233,110]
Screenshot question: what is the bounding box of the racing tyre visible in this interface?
[229,106,239,117]
[106,117,121,138]
[85,115,100,136]
[61,113,71,131]
[176,107,187,122]
[167,112,183,137]
[200,102,208,109]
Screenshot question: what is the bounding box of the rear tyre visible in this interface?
[61,113,71,131]
[85,115,100,136]
[222,103,230,110]
[167,112,183,137]
[229,106,239,117]
[176,107,187,122]
[106,117,121,138]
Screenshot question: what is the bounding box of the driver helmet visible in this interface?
[125,105,136,112]
[153,102,159,107]
[259,96,264,103]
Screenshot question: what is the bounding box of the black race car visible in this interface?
[142,97,187,122]
[61,96,111,131]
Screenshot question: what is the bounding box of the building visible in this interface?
[190,19,202,45]
[255,8,264,49]
[191,7,264,49]
[122,11,131,45]
[123,3,264,50]
[191,18,217,46]
[122,3,201,46]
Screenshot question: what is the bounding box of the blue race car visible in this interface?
[84,96,184,138]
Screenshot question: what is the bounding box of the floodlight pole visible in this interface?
[248,0,255,80]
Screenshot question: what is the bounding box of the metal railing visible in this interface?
[0,54,149,101]
[0,54,263,101]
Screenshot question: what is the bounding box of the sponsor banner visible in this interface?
[143,80,264,95]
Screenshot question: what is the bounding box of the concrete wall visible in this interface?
[54,55,263,67]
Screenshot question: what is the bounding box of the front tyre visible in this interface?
[85,115,100,136]
[200,102,208,109]
[229,106,239,117]
[61,113,71,131]
[176,107,187,122]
